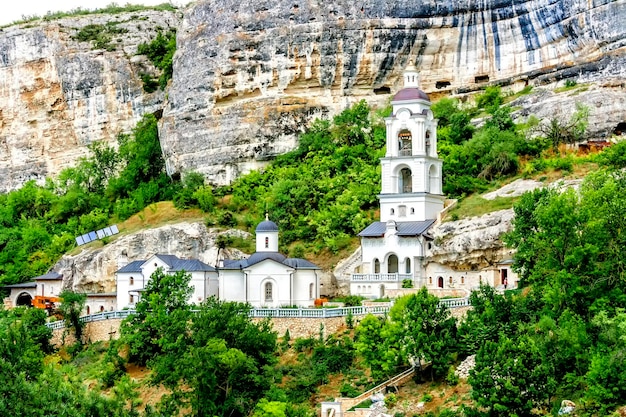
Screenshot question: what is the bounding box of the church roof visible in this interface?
[221,252,320,270]
[3,281,37,289]
[358,220,436,237]
[256,220,279,232]
[116,255,216,274]
[116,261,144,273]
[393,88,430,102]
[283,258,320,269]
[33,271,63,281]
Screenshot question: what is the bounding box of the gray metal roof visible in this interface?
[116,255,216,274]
[283,258,320,269]
[358,220,436,237]
[33,272,63,281]
[169,259,216,272]
[116,260,144,273]
[221,252,319,270]
[3,281,36,289]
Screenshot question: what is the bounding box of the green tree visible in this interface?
[150,299,278,417]
[121,268,193,366]
[392,289,457,380]
[470,334,556,416]
[58,290,87,344]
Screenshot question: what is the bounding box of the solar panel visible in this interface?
[74,225,120,246]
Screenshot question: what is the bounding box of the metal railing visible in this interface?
[351,273,413,282]
[46,299,470,330]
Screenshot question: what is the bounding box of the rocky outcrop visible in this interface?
[0,10,180,192]
[55,222,247,293]
[160,0,626,184]
[427,209,516,271]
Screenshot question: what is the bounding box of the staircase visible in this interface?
[321,366,421,417]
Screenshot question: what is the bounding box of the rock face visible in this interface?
[427,209,516,271]
[160,0,626,184]
[0,10,180,192]
[1,1,625,190]
[54,222,247,293]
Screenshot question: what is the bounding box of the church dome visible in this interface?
[393,87,430,102]
[256,219,279,232]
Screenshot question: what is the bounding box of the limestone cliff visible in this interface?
[55,222,247,293]
[0,10,180,192]
[2,0,625,190]
[160,0,626,184]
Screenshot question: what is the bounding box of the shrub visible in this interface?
[385,393,398,408]
[340,382,360,397]
[421,393,433,402]
[402,279,413,289]
[446,366,459,386]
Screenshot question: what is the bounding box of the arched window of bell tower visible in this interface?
[398,130,412,156]
[428,164,438,194]
[425,130,431,156]
[399,168,412,193]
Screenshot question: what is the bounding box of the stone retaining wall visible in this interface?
[50,308,470,347]
[51,319,123,347]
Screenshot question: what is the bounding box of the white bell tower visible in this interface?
[379,61,444,222]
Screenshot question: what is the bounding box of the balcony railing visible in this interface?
[351,273,413,282]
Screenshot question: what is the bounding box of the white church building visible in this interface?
[115,218,321,309]
[351,61,517,298]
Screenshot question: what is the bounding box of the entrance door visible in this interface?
[438,276,444,288]
[501,269,508,287]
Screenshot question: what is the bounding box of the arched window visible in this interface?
[388,255,398,273]
[380,285,385,298]
[374,259,380,273]
[438,276,444,288]
[461,276,465,284]
[264,282,273,302]
[265,237,269,248]
[400,168,412,193]
[100,305,105,312]
[449,276,453,284]
[86,306,90,315]
[425,130,431,155]
[129,294,134,304]
[309,283,314,299]
[428,164,438,194]
[410,207,415,214]
[390,208,395,215]
[357,285,361,293]
[130,276,134,285]
[429,276,432,285]
[405,258,411,273]
[398,130,412,156]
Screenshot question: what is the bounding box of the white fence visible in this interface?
[46,298,469,330]
[351,273,414,282]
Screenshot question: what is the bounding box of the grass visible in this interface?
[3,3,177,28]
[446,195,520,221]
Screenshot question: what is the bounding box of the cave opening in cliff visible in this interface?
[436,80,451,89]
[613,122,626,136]
[374,86,391,95]
[475,75,490,83]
